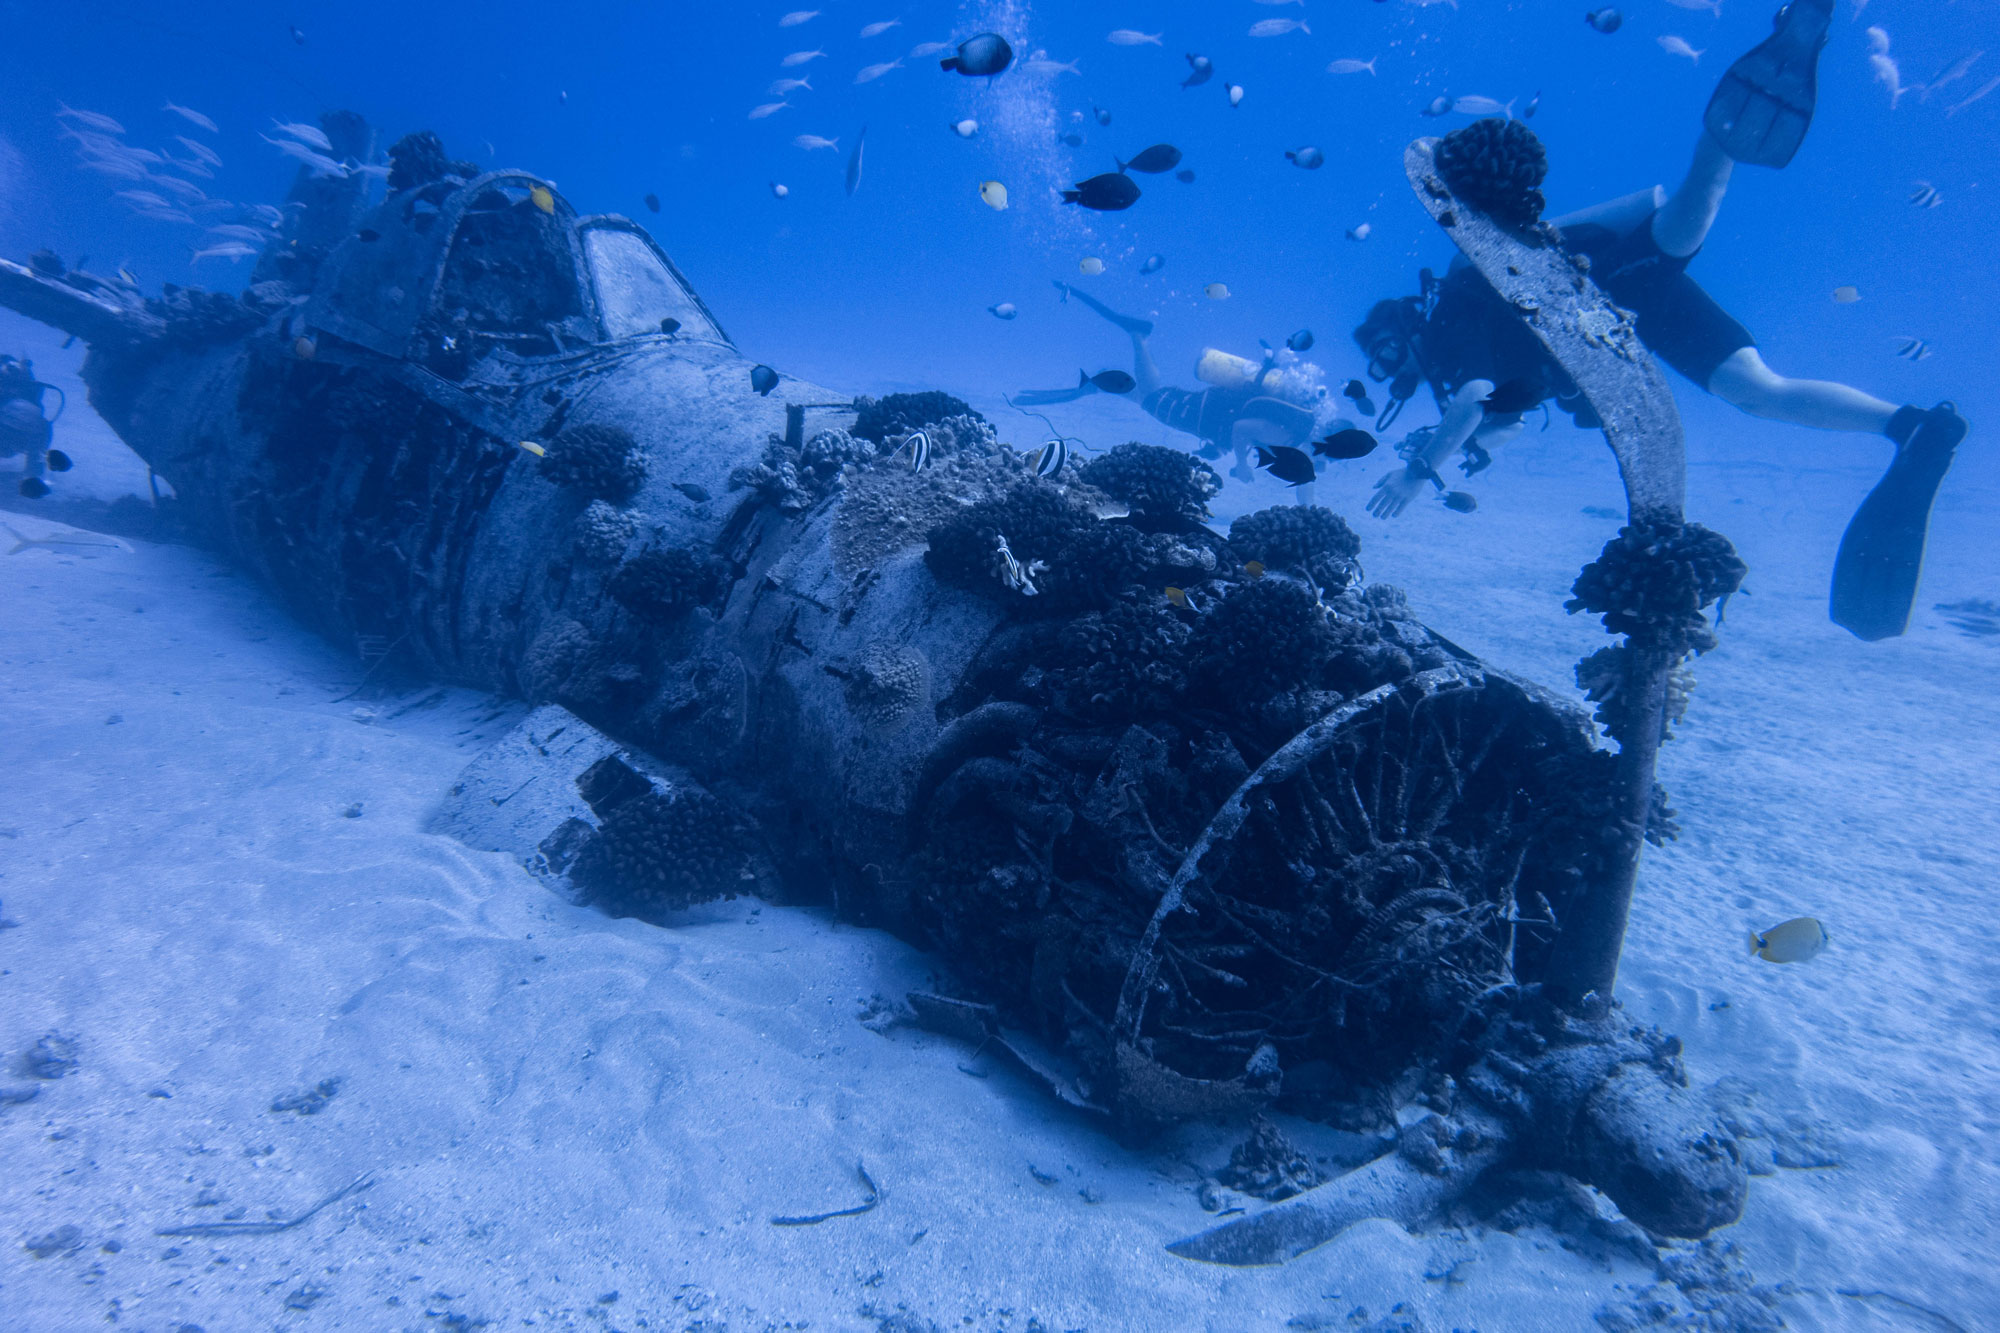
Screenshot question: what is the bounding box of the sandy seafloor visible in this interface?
[1,309,1995,1333]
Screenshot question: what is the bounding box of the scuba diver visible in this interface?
[1016,281,1321,485]
[0,353,70,499]
[1353,0,1968,642]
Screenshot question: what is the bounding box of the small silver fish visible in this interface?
[779,10,819,26]
[859,19,901,37]
[781,49,827,67]
[1748,916,1828,964]
[951,118,979,138]
[175,136,224,168]
[855,59,903,83]
[190,241,257,264]
[910,41,953,58]
[1022,55,1082,75]
[270,119,333,151]
[749,102,790,119]
[1108,30,1164,45]
[163,102,219,133]
[1946,73,2000,116]
[4,523,130,556]
[988,302,1017,319]
[1422,96,1453,116]
[55,104,125,135]
[793,134,840,151]
[1346,222,1372,241]
[1920,50,1983,100]
[1248,18,1309,37]
[1227,83,1245,107]
[1658,35,1705,62]
[1452,95,1513,117]
[1327,58,1377,76]
[768,77,813,95]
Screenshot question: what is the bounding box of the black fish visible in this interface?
[1183,54,1214,88]
[659,317,681,336]
[1117,144,1182,174]
[1287,329,1314,352]
[1585,8,1622,34]
[1443,491,1478,513]
[1311,428,1378,460]
[18,477,50,499]
[1062,172,1141,211]
[1285,147,1324,170]
[1058,131,1084,147]
[942,33,1013,77]
[1093,105,1112,126]
[1081,368,1136,394]
[1255,445,1317,486]
[751,365,779,396]
[1483,378,1544,414]
[644,193,661,213]
[1175,168,1196,184]
[1341,379,1379,417]
[44,449,72,472]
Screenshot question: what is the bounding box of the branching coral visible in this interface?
[1227,506,1363,591]
[1078,442,1222,531]
[1567,521,1746,653]
[851,391,985,446]
[571,787,753,919]
[1434,118,1549,231]
[607,546,726,623]
[540,423,646,503]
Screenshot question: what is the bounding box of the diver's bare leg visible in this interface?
[1057,281,1162,397]
[1652,132,1734,258]
[1707,348,1898,433]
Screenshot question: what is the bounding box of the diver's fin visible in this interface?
[1829,403,1966,641]
[1052,279,1154,338]
[1703,0,1834,168]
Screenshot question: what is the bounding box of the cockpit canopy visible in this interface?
[305,172,727,365]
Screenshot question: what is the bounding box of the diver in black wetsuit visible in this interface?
[1353,0,1968,640]
[0,353,67,499]
[1016,281,1319,484]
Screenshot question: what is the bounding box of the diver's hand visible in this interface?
[1368,466,1429,519]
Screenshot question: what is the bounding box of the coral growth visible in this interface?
[1041,592,1192,724]
[151,286,263,344]
[733,425,880,514]
[1216,1115,1324,1201]
[924,482,1084,604]
[388,131,449,192]
[1078,442,1222,531]
[572,499,639,564]
[540,423,646,503]
[835,641,931,729]
[1567,521,1746,653]
[1187,577,1336,700]
[607,546,726,623]
[1228,506,1364,591]
[571,788,754,919]
[1435,118,1550,231]
[521,619,651,716]
[851,391,985,446]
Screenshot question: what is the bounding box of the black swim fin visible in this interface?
[1704,0,1834,168]
[1830,403,1966,641]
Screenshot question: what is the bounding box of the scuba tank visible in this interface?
[0,355,69,495]
[1194,347,1260,388]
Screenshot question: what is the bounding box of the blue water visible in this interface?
[4,0,1991,433]
[4,3,1999,1328]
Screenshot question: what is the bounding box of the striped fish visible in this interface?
[898,429,931,472]
[1028,439,1069,477]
